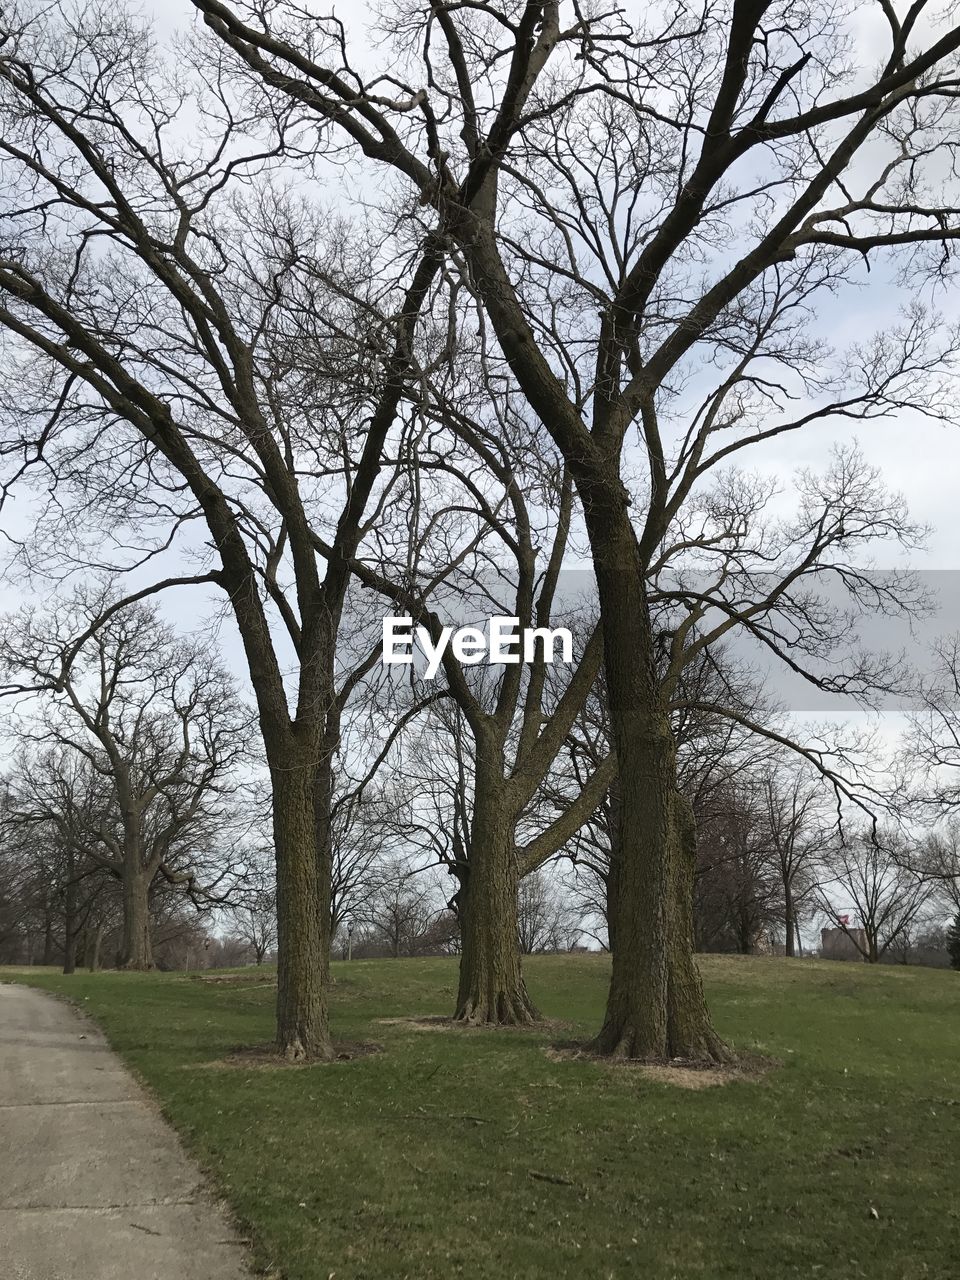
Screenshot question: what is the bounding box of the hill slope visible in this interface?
[5,954,959,1279]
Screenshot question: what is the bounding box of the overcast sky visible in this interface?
[2,0,959,738]
[120,0,960,575]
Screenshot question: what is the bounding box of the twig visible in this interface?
[528,1170,575,1187]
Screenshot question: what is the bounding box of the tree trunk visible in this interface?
[42,905,55,966]
[119,865,153,970]
[454,744,538,1025]
[88,923,104,972]
[737,911,752,955]
[585,505,730,1062]
[604,780,622,953]
[666,793,732,1061]
[63,850,78,975]
[273,747,333,1061]
[784,885,796,958]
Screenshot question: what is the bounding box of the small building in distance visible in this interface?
[821,926,867,961]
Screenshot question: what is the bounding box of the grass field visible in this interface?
[4,954,960,1279]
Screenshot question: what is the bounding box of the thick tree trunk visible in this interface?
[273,750,333,1060]
[666,793,732,1061]
[119,864,153,970]
[604,780,622,953]
[585,506,730,1062]
[455,747,538,1025]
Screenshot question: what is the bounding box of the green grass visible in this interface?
[4,955,960,1279]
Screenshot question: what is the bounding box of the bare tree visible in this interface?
[2,746,117,972]
[0,817,33,962]
[228,852,277,965]
[363,858,438,959]
[328,781,400,942]
[341,402,611,1023]
[192,0,960,1060]
[373,630,611,1020]
[818,829,932,963]
[694,781,781,954]
[517,868,580,954]
[755,765,834,956]
[917,819,960,922]
[0,0,464,1056]
[906,637,960,814]
[0,591,249,967]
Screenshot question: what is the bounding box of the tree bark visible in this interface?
[605,780,622,953]
[454,744,538,1025]
[784,884,796,958]
[585,504,730,1062]
[88,923,104,972]
[119,864,153,969]
[666,793,732,1061]
[737,913,753,955]
[273,747,333,1060]
[62,849,78,975]
[42,904,55,966]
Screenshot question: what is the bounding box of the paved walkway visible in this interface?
[0,983,251,1280]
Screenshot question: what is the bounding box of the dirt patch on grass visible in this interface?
[377,1014,570,1034]
[377,1015,454,1030]
[630,1064,743,1090]
[544,1042,776,1087]
[197,1040,383,1069]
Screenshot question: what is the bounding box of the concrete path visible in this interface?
[0,984,251,1280]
